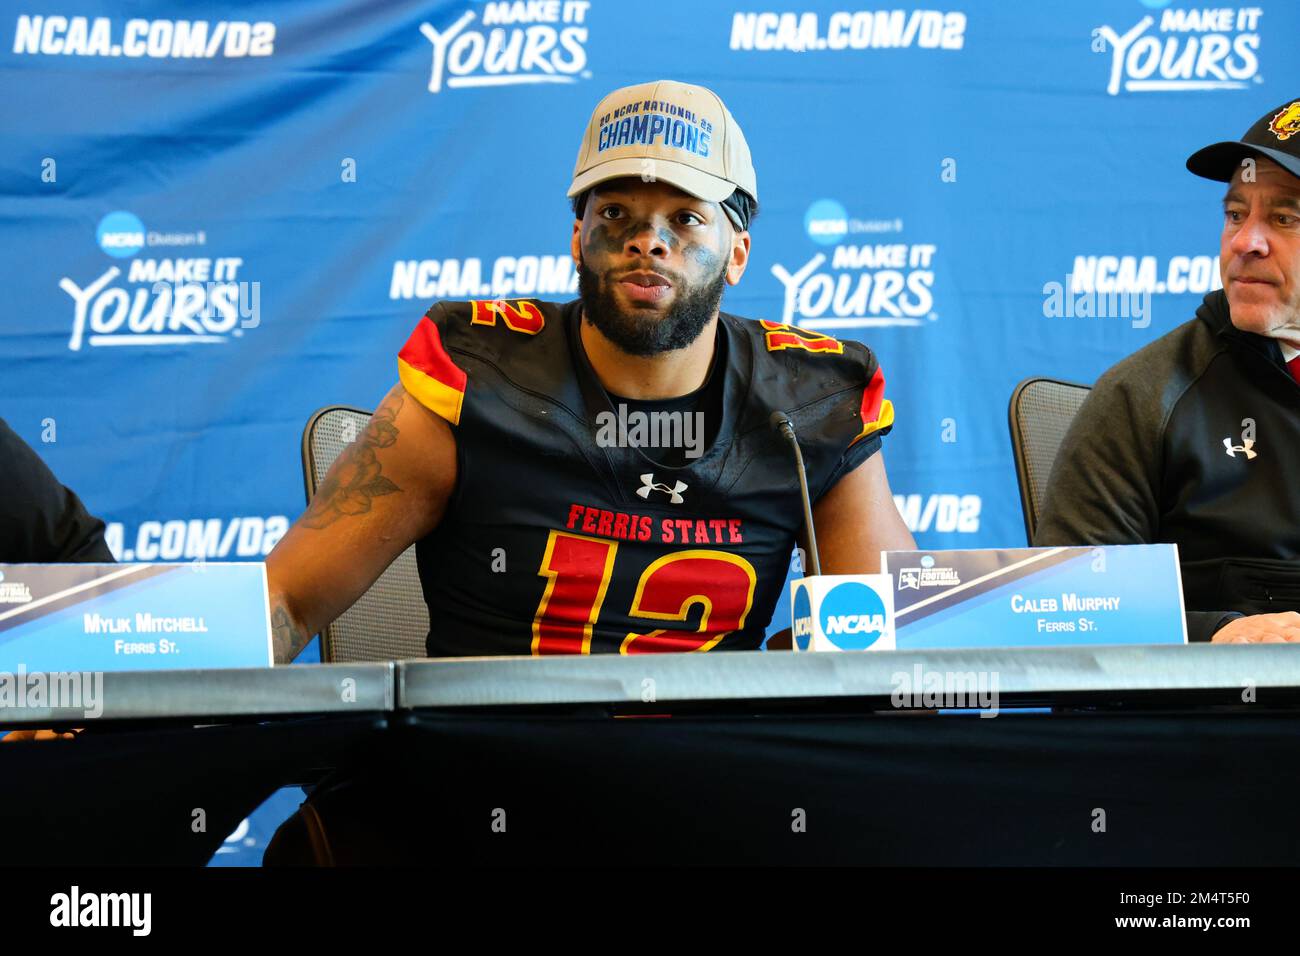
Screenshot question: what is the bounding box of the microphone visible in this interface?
[769,410,822,577]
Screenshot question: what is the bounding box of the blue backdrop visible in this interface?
[4,0,1297,862]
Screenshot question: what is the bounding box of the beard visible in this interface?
[577,256,727,357]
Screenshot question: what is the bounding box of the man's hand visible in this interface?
[1212,612,1300,643]
[2,728,79,742]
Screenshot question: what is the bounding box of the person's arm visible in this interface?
[0,418,113,563]
[1032,375,1161,550]
[265,383,456,663]
[767,453,916,649]
[805,451,916,574]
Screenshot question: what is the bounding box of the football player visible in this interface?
[265,79,915,662]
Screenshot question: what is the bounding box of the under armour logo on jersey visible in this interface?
[637,473,687,504]
[1223,437,1258,460]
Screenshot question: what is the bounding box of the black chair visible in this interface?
[1008,377,1092,544]
[300,406,429,663]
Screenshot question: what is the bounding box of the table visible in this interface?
[396,643,1300,710]
[1,663,393,865]
[4,646,1300,864]
[8,644,1300,725]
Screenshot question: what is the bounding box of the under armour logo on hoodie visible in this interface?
[1223,437,1258,460]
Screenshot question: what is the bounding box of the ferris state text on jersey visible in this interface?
[397,297,894,657]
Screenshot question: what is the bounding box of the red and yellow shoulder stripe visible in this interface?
[397,313,467,426]
[850,365,894,447]
[396,299,548,425]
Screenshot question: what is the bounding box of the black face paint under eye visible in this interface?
[584,222,625,257]
[584,211,723,274]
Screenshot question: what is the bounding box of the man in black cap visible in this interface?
[1035,99,1300,643]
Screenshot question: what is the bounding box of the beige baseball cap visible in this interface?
[567,79,758,207]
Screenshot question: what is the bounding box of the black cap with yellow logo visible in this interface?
[1187,98,1300,183]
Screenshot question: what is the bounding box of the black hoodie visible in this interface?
[1034,289,1300,642]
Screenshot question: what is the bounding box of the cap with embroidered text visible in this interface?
[567,79,757,219]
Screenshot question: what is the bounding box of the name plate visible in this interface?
[880,545,1188,648]
[790,574,896,652]
[0,563,273,671]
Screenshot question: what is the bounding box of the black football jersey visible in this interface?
[396,297,893,657]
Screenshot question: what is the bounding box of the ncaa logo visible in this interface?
[96,211,145,258]
[820,581,887,650]
[804,199,848,246]
[792,584,814,651]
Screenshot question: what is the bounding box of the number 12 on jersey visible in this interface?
[531,530,757,655]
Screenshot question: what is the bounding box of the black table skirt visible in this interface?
[263,710,1300,866]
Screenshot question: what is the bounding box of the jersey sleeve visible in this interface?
[749,318,895,503]
[396,298,556,426]
[814,347,894,499]
[396,301,469,426]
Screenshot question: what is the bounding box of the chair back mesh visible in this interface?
[301,406,430,663]
[1008,378,1092,544]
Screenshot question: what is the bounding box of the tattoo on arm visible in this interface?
[271,603,310,664]
[301,393,404,529]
